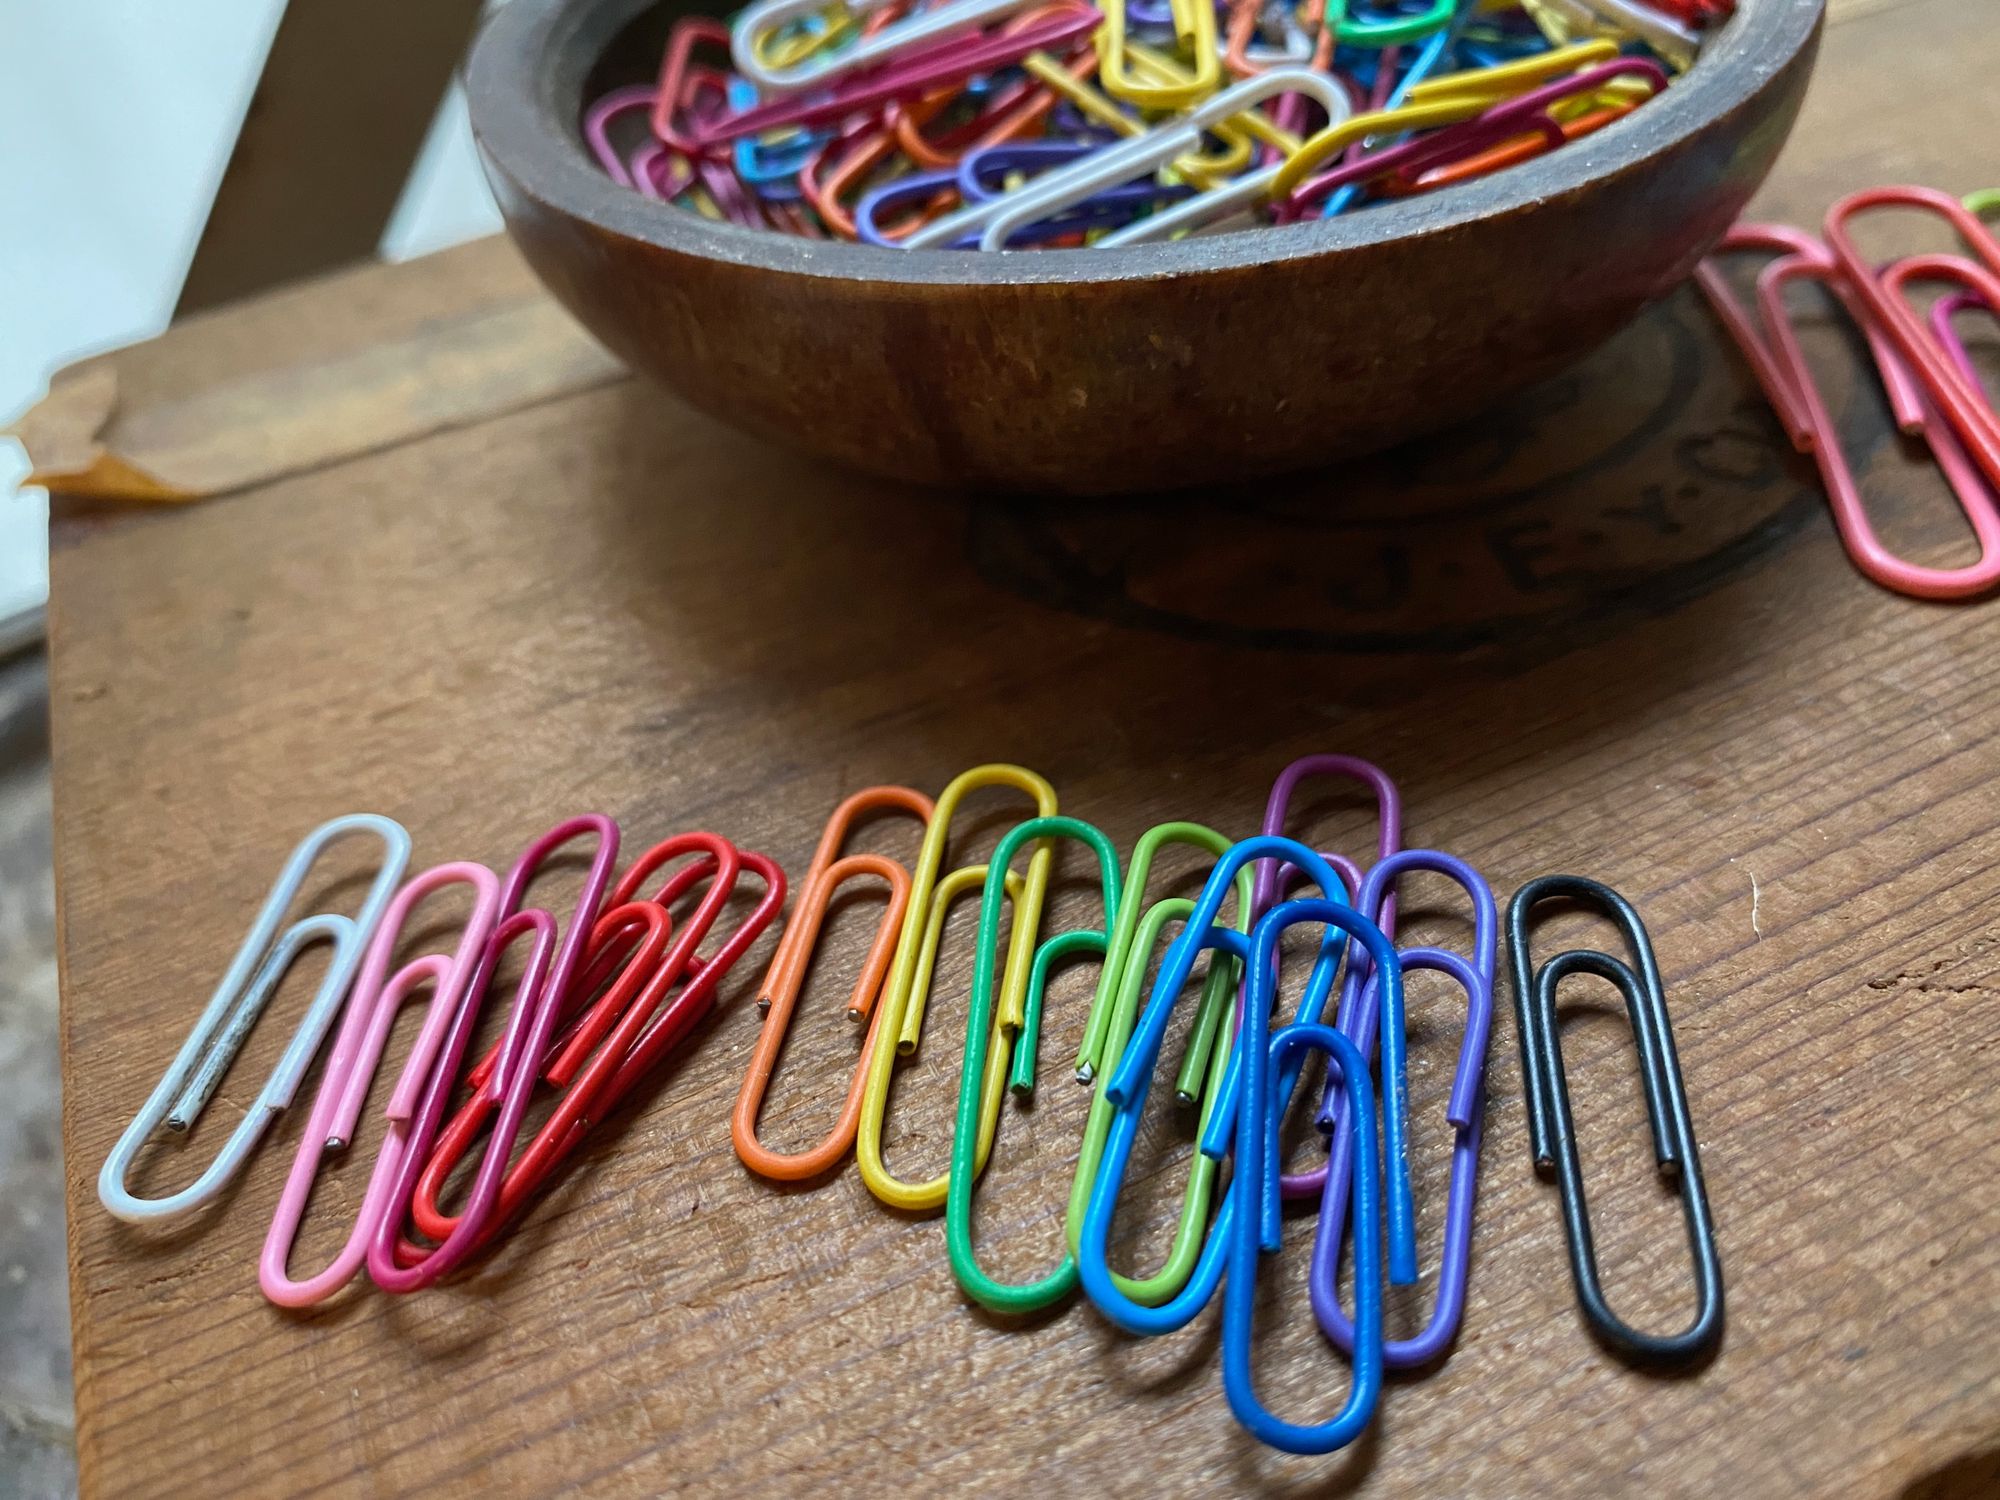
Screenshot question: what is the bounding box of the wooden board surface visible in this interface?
[48,2,2000,1495]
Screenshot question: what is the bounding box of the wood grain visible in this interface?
[49,1,2000,1496]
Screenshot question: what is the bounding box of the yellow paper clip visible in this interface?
[1099,0,1222,111]
[855,763,1057,1210]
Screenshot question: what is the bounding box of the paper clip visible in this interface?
[733,0,1045,94]
[1096,0,1221,110]
[946,816,1120,1312]
[98,814,412,1224]
[1823,186,2000,494]
[1508,875,1724,1366]
[1338,0,1457,47]
[1309,850,1495,1367]
[1219,896,1417,1456]
[1752,249,2000,599]
[1223,1020,1386,1453]
[650,16,734,151]
[855,764,1057,1210]
[1093,67,1354,245]
[1077,837,1373,1336]
[732,787,932,1181]
[1073,822,1249,1098]
[258,862,514,1306]
[1057,825,1249,1312]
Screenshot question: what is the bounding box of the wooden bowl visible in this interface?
[465,0,1825,495]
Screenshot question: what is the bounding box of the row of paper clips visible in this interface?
[726,759,1722,1451]
[1700,185,2000,600]
[583,0,1730,248]
[95,753,1727,1455]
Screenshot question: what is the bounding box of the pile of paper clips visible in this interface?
[100,757,1724,1455]
[1700,185,2000,600]
[583,0,1731,248]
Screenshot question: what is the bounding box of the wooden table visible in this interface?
[43,2,2000,1494]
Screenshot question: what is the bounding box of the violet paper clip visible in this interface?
[1310,849,1496,1368]
[1247,754,1402,1201]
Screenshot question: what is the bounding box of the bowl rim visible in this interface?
[465,0,1825,289]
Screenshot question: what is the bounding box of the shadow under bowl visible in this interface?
[466,0,1825,495]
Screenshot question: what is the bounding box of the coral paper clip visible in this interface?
[1754,250,2000,599]
[1508,875,1724,1366]
[98,815,412,1224]
[733,787,933,1180]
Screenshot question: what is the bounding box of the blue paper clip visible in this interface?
[727,79,820,200]
[1219,895,1419,1455]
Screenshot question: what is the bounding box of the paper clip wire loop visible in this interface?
[734,0,1044,95]
[405,835,784,1250]
[1507,875,1724,1366]
[1308,849,1494,1366]
[366,908,562,1293]
[946,815,1120,1312]
[1218,895,1417,1456]
[1063,895,1238,1308]
[98,814,412,1224]
[1074,821,1250,1099]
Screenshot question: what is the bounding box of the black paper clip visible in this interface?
[1507,875,1724,1367]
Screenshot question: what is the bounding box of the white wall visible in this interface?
[0,0,507,635]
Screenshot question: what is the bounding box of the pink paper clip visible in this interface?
[259,863,510,1308]
[651,16,735,152]
[1823,186,2000,493]
[1696,224,1930,448]
[1752,250,2000,600]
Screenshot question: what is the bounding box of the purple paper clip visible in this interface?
[1245,753,1401,1200]
[1311,848,1496,1368]
[583,85,659,189]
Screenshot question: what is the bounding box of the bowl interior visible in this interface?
[485,0,1825,288]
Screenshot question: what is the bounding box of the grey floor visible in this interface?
[0,650,73,1500]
